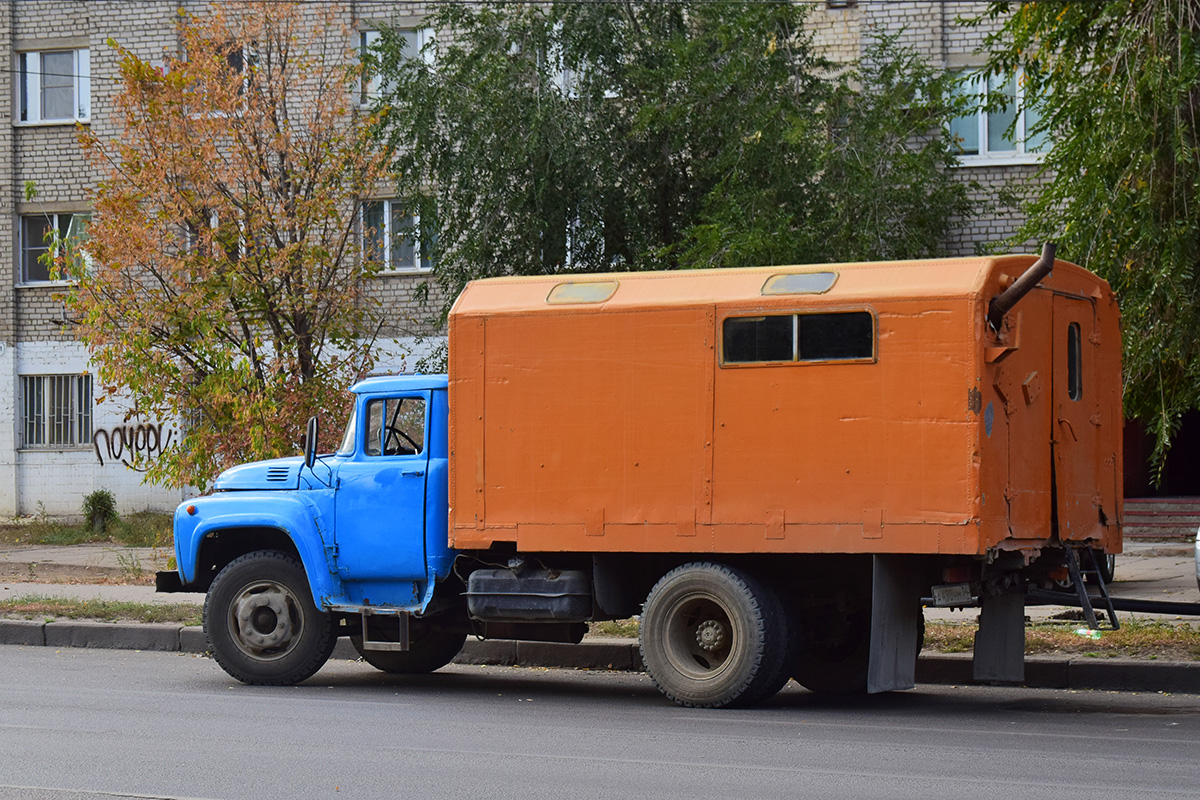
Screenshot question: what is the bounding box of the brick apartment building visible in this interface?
[0,0,1045,518]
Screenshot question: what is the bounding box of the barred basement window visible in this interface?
[21,374,92,448]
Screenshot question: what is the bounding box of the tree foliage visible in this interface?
[981,0,1200,474]
[67,2,387,489]
[372,2,971,320]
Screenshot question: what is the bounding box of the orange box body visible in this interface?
[448,256,1122,560]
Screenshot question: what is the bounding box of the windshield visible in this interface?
[336,403,358,455]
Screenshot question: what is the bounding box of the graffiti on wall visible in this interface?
[93,423,174,469]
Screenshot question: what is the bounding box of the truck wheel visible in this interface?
[351,619,466,674]
[204,550,336,685]
[639,563,788,709]
[1086,550,1116,585]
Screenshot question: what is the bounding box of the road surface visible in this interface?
[1,645,1198,799]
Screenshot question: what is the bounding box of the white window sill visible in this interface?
[19,446,94,453]
[376,267,433,276]
[16,280,74,289]
[14,119,90,128]
[953,153,1046,168]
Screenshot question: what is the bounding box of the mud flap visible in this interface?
[973,592,1025,683]
[867,554,924,694]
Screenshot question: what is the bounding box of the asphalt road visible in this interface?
[1,646,1199,800]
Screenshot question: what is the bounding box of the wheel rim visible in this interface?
[662,591,740,680]
[227,579,305,661]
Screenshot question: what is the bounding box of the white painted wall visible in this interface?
[1,336,447,519]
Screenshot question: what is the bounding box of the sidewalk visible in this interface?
[1,540,1198,693]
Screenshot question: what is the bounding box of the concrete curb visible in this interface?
[2,621,1197,693]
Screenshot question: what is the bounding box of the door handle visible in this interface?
[402,468,425,477]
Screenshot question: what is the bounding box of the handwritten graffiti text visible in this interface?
[93,423,174,469]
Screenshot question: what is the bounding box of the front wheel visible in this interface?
[204,550,336,685]
[639,562,788,709]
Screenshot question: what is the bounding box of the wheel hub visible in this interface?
[231,582,300,657]
[695,619,726,652]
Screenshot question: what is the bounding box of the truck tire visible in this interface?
[204,550,337,686]
[639,562,789,708]
[351,619,466,674]
[1086,550,1116,586]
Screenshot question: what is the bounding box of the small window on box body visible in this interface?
[1067,322,1083,401]
[762,271,838,296]
[723,311,874,365]
[546,281,618,304]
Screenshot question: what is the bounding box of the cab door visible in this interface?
[1052,295,1106,540]
[332,393,430,581]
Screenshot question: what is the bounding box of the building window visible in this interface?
[20,374,93,448]
[19,48,90,123]
[949,69,1047,162]
[359,28,433,106]
[363,200,430,272]
[20,213,90,283]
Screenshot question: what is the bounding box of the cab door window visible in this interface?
[363,397,426,456]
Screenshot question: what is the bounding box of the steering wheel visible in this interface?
[384,425,419,455]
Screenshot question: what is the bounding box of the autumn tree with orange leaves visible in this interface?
[64,2,388,489]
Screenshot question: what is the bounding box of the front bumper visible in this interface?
[156,570,186,593]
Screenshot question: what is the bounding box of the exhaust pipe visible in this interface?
[987,242,1057,332]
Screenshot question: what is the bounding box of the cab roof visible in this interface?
[350,374,448,394]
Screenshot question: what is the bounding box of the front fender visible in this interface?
[173,491,339,602]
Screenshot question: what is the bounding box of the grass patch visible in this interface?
[927,619,1200,661]
[0,596,201,626]
[589,619,640,638]
[0,510,173,549]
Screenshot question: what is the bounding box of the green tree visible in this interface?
[372,2,970,320]
[66,2,388,489]
[981,0,1200,474]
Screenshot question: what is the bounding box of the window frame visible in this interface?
[362,395,427,457]
[359,27,434,107]
[949,67,1047,167]
[719,309,878,368]
[17,48,91,125]
[19,211,91,285]
[19,373,93,450]
[361,199,431,273]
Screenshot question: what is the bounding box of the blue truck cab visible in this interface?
[162,374,463,684]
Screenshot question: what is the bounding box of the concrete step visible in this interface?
[1124,497,1200,540]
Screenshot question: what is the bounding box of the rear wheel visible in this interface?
[204,550,336,685]
[1086,550,1116,585]
[639,562,788,708]
[351,617,466,674]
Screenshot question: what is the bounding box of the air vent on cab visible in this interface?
[266,466,292,483]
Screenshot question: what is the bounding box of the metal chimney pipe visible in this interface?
[987,242,1057,331]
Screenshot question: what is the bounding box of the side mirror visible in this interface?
[304,415,319,469]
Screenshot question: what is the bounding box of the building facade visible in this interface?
[0,0,1037,518]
